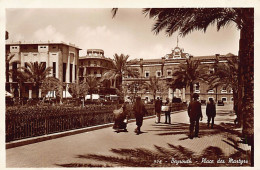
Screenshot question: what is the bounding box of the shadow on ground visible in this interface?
[149,109,238,139]
[57,139,251,167]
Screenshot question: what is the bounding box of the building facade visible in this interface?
[6,41,81,99]
[78,49,114,82]
[124,46,235,104]
[78,49,117,98]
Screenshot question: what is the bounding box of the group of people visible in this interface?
[187,93,216,139]
[113,96,147,135]
[113,93,217,138]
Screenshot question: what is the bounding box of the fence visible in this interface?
[6,103,186,142]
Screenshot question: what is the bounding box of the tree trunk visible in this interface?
[189,82,193,102]
[239,9,254,140]
[238,8,254,167]
[233,91,240,126]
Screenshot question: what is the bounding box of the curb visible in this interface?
[6,110,186,149]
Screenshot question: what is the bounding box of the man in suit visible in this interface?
[206,98,216,128]
[188,93,203,139]
[154,97,162,123]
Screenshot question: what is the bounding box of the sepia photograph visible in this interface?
[2,1,258,168]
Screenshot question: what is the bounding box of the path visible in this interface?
[6,104,251,167]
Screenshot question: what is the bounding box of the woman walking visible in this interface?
[133,96,148,135]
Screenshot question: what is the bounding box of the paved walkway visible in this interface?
[6,105,251,167]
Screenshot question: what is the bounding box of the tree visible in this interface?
[6,54,20,86]
[102,53,139,91]
[206,57,239,123]
[170,58,206,102]
[69,81,89,99]
[18,62,52,98]
[142,8,254,141]
[143,76,166,103]
[41,77,63,100]
[85,75,99,101]
[123,79,146,102]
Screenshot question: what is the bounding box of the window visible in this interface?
[70,64,73,82]
[94,70,97,75]
[209,68,214,74]
[75,66,77,80]
[231,97,234,101]
[221,97,227,102]
[145,71,150,78]
[53,46,56,49]
[24,62,28,68]
[221,87,227,93]
[195,83,200,93]
[63,63,66,82]
[53,62,56,78]
[167,70,172,76]
[41,62,46,69]
[12,62,18,82]
[208,89,214,93]
[156,71,161,77]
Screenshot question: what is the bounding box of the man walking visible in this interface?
[206,98,216,128]
[155,97,162,123]
[133,96,148,135]
[188,93,203,139]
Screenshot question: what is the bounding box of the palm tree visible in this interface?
[143,76,165,103]
[6,54,20,90]
[18,62,52,98]
[85,75,99,101]
[170,58,206,102]
[102,53,139,91]
[142,8,254,141]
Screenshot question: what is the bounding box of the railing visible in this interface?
[6,103,186,142]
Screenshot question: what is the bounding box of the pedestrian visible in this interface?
[206,98,216,128]
[187,93,203,139]
[155,97,162,123]
[164,98,171,124]
[133,96,148,135]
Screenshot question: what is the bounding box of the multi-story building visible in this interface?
[124,46,235,104]
[78,49,114,82]
[78,49,117,98]
[6,40,81,99]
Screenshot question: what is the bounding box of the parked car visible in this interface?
[217,100,224,106]
[172,97,182,103]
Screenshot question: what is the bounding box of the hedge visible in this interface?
[6,103,187,142]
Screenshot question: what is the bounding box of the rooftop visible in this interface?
[127,53,236,65]
[6,40,82,50]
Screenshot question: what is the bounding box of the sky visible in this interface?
[6,8,241,60]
